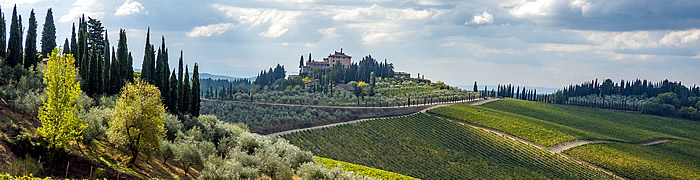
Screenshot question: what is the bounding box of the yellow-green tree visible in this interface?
[38,49,86,149]
[107,81,166,164]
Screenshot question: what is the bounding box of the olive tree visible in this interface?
[107,81,166,164]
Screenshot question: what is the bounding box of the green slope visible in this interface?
[429,99,700,179]
[283,113,614,179]
[315,157,418,180]
[431,98,700,145]
[565,140,700,179]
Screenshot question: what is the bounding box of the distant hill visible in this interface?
[199,72,255,81]
[134,68,254,81]
[458,85,560,94]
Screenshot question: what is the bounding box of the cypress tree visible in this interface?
[116,29,129,86]
[191,63,200,116]
[177,51,184,112]
[182,65,191,115]
[62,38,69,54]
[127,52,134,82]
[103,31,110,94]
[88,46,99,95]
[299,55,304,68]
[169,69,178,114]
[473,81,478,92]
[110,47,119,94]
[156,37,170,106]
[77,16,86,66]
[24,9,38,69]
[141,28,153,82]
[7,5,21,67]
[78,27,88,80]
[40,8,56,57]
[80,48,88,92]
[0,7,6,59]
[70,23,77,56]
[96,45,103,94]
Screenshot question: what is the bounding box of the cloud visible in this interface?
[509,0,562,18]
[466,11,494,25]
[317,27,339,39]
[115,0,145,16]
[0,0,42,7]
[540,43,592,52]
[324,4,444,22]
[211,4,301,38]
[186,23,236,37]
[575,29,700,50]
[507,0,700,31]
[59,0,103,23]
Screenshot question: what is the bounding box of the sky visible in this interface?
[4,0,700,88]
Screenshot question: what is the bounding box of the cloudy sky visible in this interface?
[5,0,700,88]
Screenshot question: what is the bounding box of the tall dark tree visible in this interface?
[88,46,99,95]
[116,29,129,86]
[40,8,56,57]
[7,5,22,67]
[473,81,478,92]
[70,23,77,56]
[191,63,200,116]
[182,65,191,115]
[156,36,170,108]
[24,9,38,69]
[126,52,134,82]
[103,31,110,94]
[0,7,6,59]
[110,47,119,94]
[62,38,69,54]
[169,69,178,114]
[141,28,155,83]
[78,27,88,80]
[77,15,86,66]
[87,17,104,56]
[177,51,184,112]
[299,55,304,68]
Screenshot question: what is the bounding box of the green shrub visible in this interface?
[163,114,182,141]
[641,103,676,116]
[677,107,697,119]
[0,154,43,176]
[654,92,681,108]
[80,107,111,142]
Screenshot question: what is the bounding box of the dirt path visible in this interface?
[267,98,497,136]
[636,138,674,145]
[547,140,618,153]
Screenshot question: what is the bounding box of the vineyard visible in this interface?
[206,77,481,107]
[315,157,418,180]
[283,114,614,179]
[565,140,700,179]
[430,99,700,145]
[200,100,356,133]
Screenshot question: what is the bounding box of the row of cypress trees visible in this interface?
[138,29,201,116]
[0,6,53,70]
[0,5,201,116]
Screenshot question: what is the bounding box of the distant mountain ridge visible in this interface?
[135,68,254,81]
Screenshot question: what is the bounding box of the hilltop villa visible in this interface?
[300,49,352,73]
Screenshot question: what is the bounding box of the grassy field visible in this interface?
[429,99,700,179]
[430,99,700,145]
[283,113,614,179]
[565,140,700,179]
[315,157,418,180]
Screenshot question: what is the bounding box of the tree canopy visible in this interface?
[37,49,86,149]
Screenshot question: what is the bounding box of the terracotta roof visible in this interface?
[329,51,351,58]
